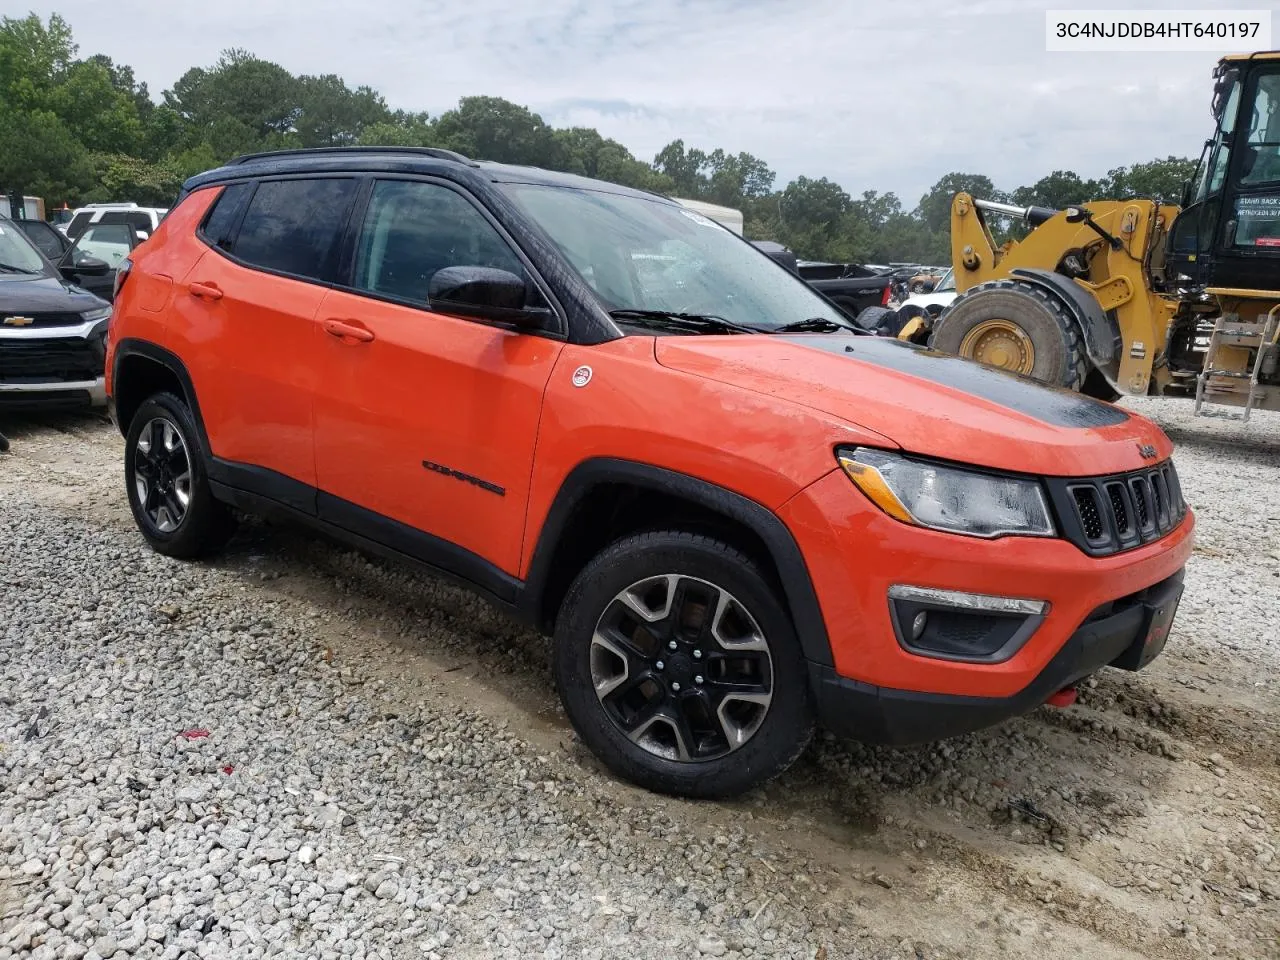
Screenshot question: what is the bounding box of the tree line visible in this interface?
[1,12,1198,265]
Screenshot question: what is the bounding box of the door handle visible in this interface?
[323,318,375,343]
[188,281,223,301]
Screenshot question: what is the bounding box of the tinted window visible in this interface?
[0,220,47,273]
[352,180,525,306]
[67,212,92,240]
[232,178,357,281]
[201,183,253,252]
[16,220,67,260]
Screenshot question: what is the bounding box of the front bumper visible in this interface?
[0,376,106,408]
[0,317,109,409]
[811,569,1185,745]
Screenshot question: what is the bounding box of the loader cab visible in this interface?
[1169,53,1280,291]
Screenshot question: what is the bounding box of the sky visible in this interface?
[37,0,1273,206]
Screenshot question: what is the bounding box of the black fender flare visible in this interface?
[111,339,213,453]
[522,458,834,667]
[1008,268,1120,382]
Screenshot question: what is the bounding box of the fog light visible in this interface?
[887,584,1049,663]
[911,610,928,640]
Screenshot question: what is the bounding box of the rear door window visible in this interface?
[229,178,358,282]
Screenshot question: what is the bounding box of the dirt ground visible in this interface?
[1,402,1277,960]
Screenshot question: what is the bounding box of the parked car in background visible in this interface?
[0,210,113,409]
[12,218,144,301]
[108,146,1192,799]
[65,203,167,243]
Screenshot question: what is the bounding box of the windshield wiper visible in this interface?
[608,309,761,335]
[0,262,40,275]
[771,317,858,334]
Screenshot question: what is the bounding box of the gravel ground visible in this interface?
[0,398,1277,960]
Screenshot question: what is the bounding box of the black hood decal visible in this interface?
[781,334,1130,429]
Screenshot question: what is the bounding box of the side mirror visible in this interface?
[60,256,111,279]
[427,266,550,329]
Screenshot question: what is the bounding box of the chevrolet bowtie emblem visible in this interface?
[2,316,34,326]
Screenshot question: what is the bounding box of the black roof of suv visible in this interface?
[182,146,672,204]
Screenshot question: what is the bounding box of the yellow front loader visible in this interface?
[901,52,1280,419]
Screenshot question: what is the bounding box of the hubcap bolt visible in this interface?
[668,641,678,651]
[672,682,681,692]
[695,675,704,685]
[693,649,702,659]
[655,661,664,671]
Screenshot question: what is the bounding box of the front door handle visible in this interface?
[323,318,375,343]
[188,281,223,301]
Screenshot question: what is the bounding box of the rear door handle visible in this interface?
[188,281,223,301]
[323,318,375,343]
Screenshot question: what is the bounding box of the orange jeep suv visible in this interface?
[107,147,1194,798]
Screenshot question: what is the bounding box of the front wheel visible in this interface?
[931,279,1088,390]
[553,531,814,798]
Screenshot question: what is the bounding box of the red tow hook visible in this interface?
[1045,686,1078,708]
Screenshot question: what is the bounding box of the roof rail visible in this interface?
[82,202,142,209]
[227,146,479,168]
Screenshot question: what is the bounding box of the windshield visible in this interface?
[0,219,48,275]
[936,268,955,292]
[501,183,848,332]
[1192,71,1242,205]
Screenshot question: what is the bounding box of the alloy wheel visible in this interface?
[133,417,192,533]
[590,574,774,762]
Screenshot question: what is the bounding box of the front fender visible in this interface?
[1009,268,1120,383]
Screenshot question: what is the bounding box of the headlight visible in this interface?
[837,447,1055,539]
[82,306,112,334]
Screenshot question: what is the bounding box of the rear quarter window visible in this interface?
[226,178,358,282]
[199,183,254,253]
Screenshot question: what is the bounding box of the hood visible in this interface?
[0,272,108,313]
[655,334,1172,477]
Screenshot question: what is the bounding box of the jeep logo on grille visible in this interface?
[2,315,34,326]
[1137,444,1158,460]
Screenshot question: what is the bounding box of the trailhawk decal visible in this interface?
[780,334,1131,429]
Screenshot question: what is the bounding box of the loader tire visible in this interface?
[931,279,1088,391]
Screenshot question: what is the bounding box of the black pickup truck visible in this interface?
[750,244,894,320]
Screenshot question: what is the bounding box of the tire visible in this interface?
[124,392,236,559]
[853,305,900,336]
[931,279,1089,390]
[553,531,814,799]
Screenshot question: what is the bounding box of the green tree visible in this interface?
[296,74,389,147]
[1010,170,1102,210]
[1102,156,1196,203]
[433,96,557,166]
[917,172,1001,232]
[163,49,301,152]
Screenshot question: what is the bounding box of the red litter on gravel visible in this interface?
[178,729,210,740]
[222,765,234,775]
[1045,687,1078,708]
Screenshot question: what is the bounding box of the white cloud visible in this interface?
[52,0,1254,205]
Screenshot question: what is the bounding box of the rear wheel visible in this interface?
[553,531,813,798]
[931,279,1088,390]
[124,392,236,559]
